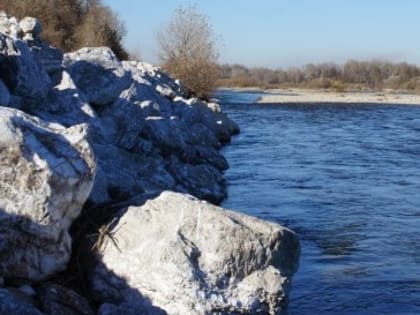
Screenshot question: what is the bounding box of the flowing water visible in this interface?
[217,90,420,315]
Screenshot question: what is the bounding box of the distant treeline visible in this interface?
[0,0,128,60]
[218,61,420,92]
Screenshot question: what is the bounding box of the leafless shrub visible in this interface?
[157,4,219,99]
[219,60,420,92]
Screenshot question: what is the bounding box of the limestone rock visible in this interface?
[142,117,186,156]
[175,97,240,143]
[29,41,63,75]
[19,17,42,40]
[92,192,300,315]
[64,47,132,106]
[38,283,94,315]
[0,79,10,105]
[122,61,186,99]
[0,33,51,108]
[0,288,42,315]
[0,107,95,281]
[0,13,21,38]
[88,143,176,204]
[167,156,226,203]
[87,59,239,204]
[98,302,167,315]
[36,71,99,128]
[96,83,147,150]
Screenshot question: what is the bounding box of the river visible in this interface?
[217,90,420,315]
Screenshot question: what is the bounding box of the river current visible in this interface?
[217,90,420,315]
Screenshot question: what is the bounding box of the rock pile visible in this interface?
[0,12,299,315]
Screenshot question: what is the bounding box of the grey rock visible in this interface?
[19,17,42,39]
[174,97,239,143]
[89,143,175,204]
[183,122,220,148]
[0,33,51,107]
[64,47,132,106]
[97,83,147,150]
[0,79,10,105]
[18,285,36,297]
[155,84,176,99]
[142,117,186,156]
[0,288,43,315]
[35,70,99,128]
[0,14,10,34]
[122,61,186,99]
[38,283,94,315]
[92,192,300,315]
[190,145,229,171]
[29,41,63,75]
[86,60,238,204]
[139,100,161,117]
[0,14,22,38]
[0,13,62,74]
[0,107,95,281]
[98,302,167,315]
[168,156,226,203]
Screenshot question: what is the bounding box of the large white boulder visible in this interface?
[92,192,300,314]
[0,107,95,281]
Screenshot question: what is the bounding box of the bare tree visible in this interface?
[157,4,219,99]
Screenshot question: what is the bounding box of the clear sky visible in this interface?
[103,0,420,68]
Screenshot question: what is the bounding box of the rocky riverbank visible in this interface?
[0,12,299,315]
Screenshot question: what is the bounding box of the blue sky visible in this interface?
[103,0,420,68]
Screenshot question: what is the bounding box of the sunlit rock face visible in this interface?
[92,192,300,315]
[62,51,239,204]
[0,107,95,281]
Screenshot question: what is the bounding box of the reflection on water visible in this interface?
[219,91,420,314]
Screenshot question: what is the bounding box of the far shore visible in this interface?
[258,88,420,105]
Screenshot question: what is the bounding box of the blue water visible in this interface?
[217,90,420,315]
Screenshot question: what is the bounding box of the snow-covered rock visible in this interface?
[0,107,95,281]
[92,192,300,314]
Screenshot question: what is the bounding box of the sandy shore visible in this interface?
[258,89,420,105]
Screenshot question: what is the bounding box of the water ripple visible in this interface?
[220,93,420,314]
